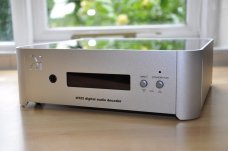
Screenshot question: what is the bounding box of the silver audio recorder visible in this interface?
[17,38,213,120]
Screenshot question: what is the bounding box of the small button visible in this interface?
[156,80,164,89]
[140,80,148,88]
[49,74,57,83]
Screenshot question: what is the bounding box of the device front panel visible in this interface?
[23,49,177,114]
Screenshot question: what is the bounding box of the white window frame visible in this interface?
[0,0,33,54]
[0,42,15,54]
[0,0,220,53]
[10,0,33,46]
[31,0,202,42]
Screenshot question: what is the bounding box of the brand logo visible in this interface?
[29,55,43,70]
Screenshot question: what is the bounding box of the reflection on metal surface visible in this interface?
[21,38,211,51]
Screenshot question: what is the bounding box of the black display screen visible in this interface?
[67,72,130,90]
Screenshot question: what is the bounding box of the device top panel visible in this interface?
[19,38,212,51]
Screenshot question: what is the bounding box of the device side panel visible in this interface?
[201,41,213,103]
[16,48,28,106]
[176,50,203,120]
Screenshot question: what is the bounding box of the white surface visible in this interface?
[10,0,33,46]
[218,0,228,47]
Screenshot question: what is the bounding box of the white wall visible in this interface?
[218,0,228,48]
[201,0,220,46]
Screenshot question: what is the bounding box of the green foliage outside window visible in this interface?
[78,39,185,50]
[50,39,185,51]
[0,0,13,41]
[47,0,186,27]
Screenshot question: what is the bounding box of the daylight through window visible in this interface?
[47,0,186,28]
[0,0,13,41]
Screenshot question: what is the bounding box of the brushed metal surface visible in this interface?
[16,38,213,120]
[18,49,177,114]
[176,40,213,120]
[176,50,203,120]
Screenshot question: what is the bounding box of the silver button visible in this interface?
[140,80,148,88]
[156,80,164,89]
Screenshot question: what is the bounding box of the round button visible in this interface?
[156,80,164,89]
[140,80,148,88]
[49,74,57,83]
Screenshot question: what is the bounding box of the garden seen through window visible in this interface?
[0,0,13,41]
[47,0,186,28]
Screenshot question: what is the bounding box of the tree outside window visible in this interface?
[47,0,186,28]
[0,0,13,41]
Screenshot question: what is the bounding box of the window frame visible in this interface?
[31,0,202,42]
[0,0,220,53]
[0,42,15,54]
[0,0,33,53]
[0,0,15,53]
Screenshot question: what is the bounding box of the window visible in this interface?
[0,0,14,41]
[0,0,33,53]
[0,0,15,54]
[31,0,202,42]
[47,0,186,27]
[0,0,219,52]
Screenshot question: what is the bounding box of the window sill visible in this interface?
[214,47,228,66]
[0,51,16,55]
[0,53,17,70]
[0,42,16,69]
[0,41,16,55]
